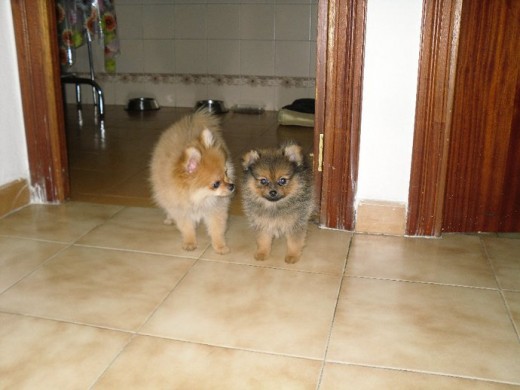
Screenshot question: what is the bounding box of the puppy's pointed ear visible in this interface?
[184,147,202,173]
[283,143,304,166]
[200,128,214,148]
[242,150,260,171]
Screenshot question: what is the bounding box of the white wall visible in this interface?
[66,0,317,110]
[357,0,423,204]
[0,1,29,187]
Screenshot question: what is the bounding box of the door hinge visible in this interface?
[318,133,324,172]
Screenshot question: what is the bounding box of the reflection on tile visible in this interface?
[327,277,520,383]
[320,363,519,389]
[0,237,66,293]
[97,336,321,389]
[0,313,130,389]
[0,246,194,330]
[66,105,312,209]
[202,216,350,275]
[142,261,341,359]
[346,234,497,288]
[0,202,122,242]
[77,206,211,257]
[482,237,520,291]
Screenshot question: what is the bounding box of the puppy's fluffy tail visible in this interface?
[191,108,221,133]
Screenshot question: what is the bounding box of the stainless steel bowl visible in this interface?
[125,97,160,112]
[195,99,228,114]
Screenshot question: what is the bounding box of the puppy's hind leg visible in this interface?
[255,230,273,261]
[285,230,307,264]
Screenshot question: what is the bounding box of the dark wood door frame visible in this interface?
[314,0,367,230]
[11,0,69,203]
[17,0,457,236]
[406,0,463,236]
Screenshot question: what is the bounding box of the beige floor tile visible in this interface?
[347,234,497,288]
[77,206,211,257]
[0,202,122,242]
[504,291,520,334]
[95,336,321,389]
[327,277,520,383]
[0,237,66,293]
[202,216,350,275]
[141,261,341,359]
[0,246,194,330]
[0,313,130,389]
[482,237,520,291]
[320,363,519,389]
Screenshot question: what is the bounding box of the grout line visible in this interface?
[72,242,203,260]
[132,254,203,335]
[315,235,352,390]
[323,361,520,387]
[344,274,502,291]
[479,237,520,343]
[88,333,138,390]
[0,242,73,297]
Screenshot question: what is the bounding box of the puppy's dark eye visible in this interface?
[212,181,221,189]
[277,178,287,186]
[260,178,269,186]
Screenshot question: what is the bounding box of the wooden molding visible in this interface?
[406,0,463,236]
[355,200,407,236]
[11,0,69,202]
[314,0,367,230]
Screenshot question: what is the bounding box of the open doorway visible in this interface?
[12,0,367,231]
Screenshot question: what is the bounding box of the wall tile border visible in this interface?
[91,73,315,88]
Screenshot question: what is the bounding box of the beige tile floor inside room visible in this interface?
[1,105,520,389]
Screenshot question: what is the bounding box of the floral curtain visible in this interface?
[56,0,120,73]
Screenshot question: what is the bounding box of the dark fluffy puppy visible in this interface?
[241,142,315,263]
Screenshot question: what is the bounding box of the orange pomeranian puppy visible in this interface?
[150,109,235,254]
[241,142,315,263]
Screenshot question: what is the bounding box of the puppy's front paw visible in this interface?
[182,242,197,251]
[254,251,268,261]
[284,254,301,264]
[163,218,174,225]
[213,244,230,255]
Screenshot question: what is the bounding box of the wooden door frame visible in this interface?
[13,0,455,235]
[11,0,69,203]
[314,0,367,230]
[13,0,368,231]
[406,0,463,236]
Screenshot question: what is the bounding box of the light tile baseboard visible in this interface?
[0,179,30,218]
[355,200,407,236]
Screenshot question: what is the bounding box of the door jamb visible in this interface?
[314,0,367,230]
[406,0,463,236]
[10,0,68,203]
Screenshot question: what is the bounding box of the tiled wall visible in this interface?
[68,0,318,110]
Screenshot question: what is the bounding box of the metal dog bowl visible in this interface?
[125,97,160,112]
[195,99,228,114]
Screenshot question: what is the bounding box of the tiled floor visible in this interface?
[66,105,314,212]
[1,106,519,388]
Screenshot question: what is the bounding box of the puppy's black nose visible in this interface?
[228,183,235,192]
[269,190,277,198]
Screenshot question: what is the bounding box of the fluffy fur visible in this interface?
[150,109,235,254]
[241,142,315,263]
